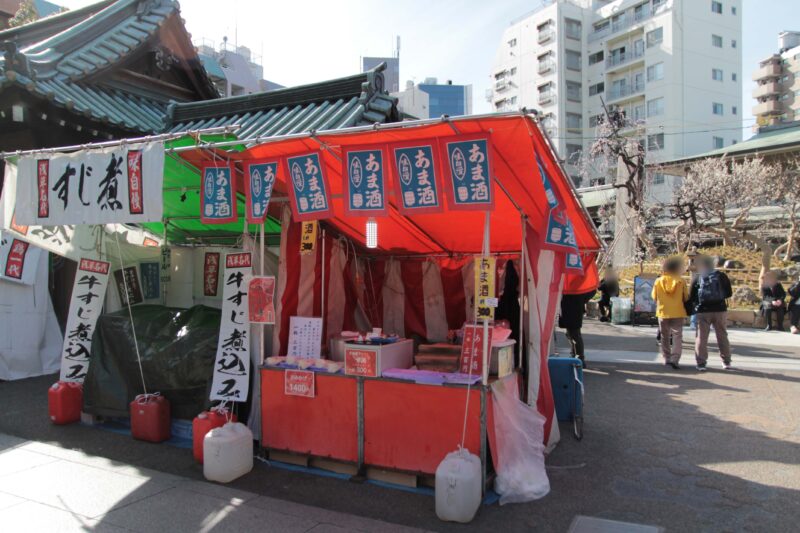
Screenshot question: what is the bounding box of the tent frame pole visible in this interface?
[519,216,527,370]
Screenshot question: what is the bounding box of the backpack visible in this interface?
[698,271,724,305]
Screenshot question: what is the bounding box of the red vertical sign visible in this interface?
[37,160,49,218]
[459,325,492,375]
[4,239,29,279]
[127,150,144,215]
[248,276,276,324]
[203,252,220,296]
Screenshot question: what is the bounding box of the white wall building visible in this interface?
[490,0,742,203]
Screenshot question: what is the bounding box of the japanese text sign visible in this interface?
[343,147,387,216]
[245,160,277,224]
[300,221,318,255]
[345,347,378,377]
[139,262,160,299]
[565,251,584,273]
[114,266,143,306]
[544,210,577,251]
[248,276,276,324]
[203,252,221,296]
[286,152,332,221]
[286,316,323,358]
[0,233,41,285]
[537,154,560,210]
[442,136,494,211]
[59,258,110,382]
[284,369,315,398]
[474,256,496,322]
[391,142,443,215]
[201,164,237,224]
[210,252,252,402]
[15,143,164,225]
[459,325,492,375]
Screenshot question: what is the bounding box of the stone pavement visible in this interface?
[0,432,427,533]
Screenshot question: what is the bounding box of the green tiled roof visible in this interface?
[166,64,400,141]
[0,0,215,133]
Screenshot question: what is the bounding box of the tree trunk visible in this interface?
[783,221,797,262]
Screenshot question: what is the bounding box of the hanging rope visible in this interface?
[113,232,148,397]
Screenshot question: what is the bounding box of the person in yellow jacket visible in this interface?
[651,257,689,369]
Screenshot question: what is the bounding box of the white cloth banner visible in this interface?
[210,252,252,402]
[59,258,111,382]
[0,232,41,285]
[14,142,164,226]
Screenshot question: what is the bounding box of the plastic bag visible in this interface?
[491,375,550,504]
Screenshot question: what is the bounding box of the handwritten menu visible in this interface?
[286,316,323,358]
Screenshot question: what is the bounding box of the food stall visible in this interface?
[165,113,602,483]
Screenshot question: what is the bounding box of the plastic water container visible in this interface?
[435,448,481,523]
[130,394,171,443]
[610,297,632,324]
[192,408,237,464]
[203,422,254,483]
[48,381,83,425]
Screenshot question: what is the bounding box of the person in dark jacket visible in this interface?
[760,271,786,331]
[788,276,800,334]
[559,289,596,368]
[688,256,733,370]
[597,269,619,322]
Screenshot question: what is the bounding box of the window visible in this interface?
[652,0,666,13]
[508,38,517,47]
[567,81,582,102]
[732,139,738,145]
[589,51,604,65]
[566,50,582,71]
[732,72,737,82]
[732,6,736,14]
[712,68,723,81]
[566,144,583,161]
[589,82,604,96]
[593,19,610,34]
[510,67,517,76]
[647,62,665,82]
[589,114,602,127]
[538,82,553,95]
[566,113,582,130]
[712,34,723,48]
[653,173,665,185]
[731,39,737,48]
[648,133,664,151]
[712,102,724,115]
[732,105,737,115]
[647,97,665,117]
[510,96,517,105]
[713,137,724,149]
[647,27,663,48]
[711,1,722,14]
[565,18,582,40]
[494,71,506,80]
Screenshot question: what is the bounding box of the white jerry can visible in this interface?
[435,448,482,523]
[203,422,254,483]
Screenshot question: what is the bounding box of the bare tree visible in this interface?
[670,155,778,270]
[770,156,800,261]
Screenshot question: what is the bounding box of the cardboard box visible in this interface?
[344,339,414,377]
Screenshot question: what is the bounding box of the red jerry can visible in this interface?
[48,381,83,425]
[192,407,237,463]
[130,394,171,443]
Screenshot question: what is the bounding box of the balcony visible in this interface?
[753,100,782,116]
[589,5,659,43]
[605,48,645,71]
[752,62,782,81]
[606,81,645,103]
[538,60,555,74]
[753,81,781,99]
[538,92,556,106]
[538,27,554,43]
[495,79,509,92]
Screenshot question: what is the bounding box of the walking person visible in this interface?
[760,270,786,331]
[559,289,596,368]
[788,275,800,334]
[651,258,688,370]
[686,247,700,330]
[597,269,619,322]
[690,256,734,371]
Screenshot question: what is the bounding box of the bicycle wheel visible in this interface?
[572,369,583,440]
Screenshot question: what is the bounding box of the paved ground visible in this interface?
[1,320,798,532]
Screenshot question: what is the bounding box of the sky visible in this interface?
[58,0,800,141]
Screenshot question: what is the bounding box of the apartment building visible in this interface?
[490,0,742,201]
[393,78,472,119]
[752,31,800,131]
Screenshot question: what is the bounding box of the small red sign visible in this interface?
[4,239,28,279]
[459,324,492,375]
[203,252,220,296]
[10,212,28,236]
[78,258,110,275]
[284,369,315,398]
[345,348,378,377]
[248,276,275,324]
[127,150,144,215]
[37,160,49,218]
[142,237,159,247]
[226,252,252,269]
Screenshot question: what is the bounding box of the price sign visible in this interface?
[345,348,378,377]
[284,369,315,398]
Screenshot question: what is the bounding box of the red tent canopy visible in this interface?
[177,114,602,256]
